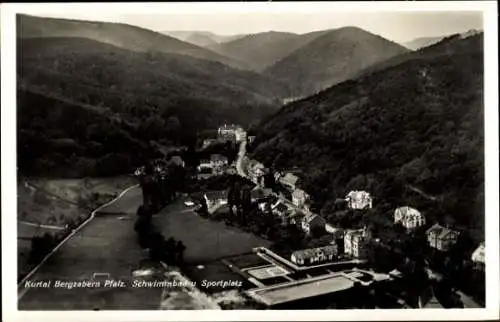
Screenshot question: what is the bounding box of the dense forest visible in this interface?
[17,37,287,177]
[252,34,484,242]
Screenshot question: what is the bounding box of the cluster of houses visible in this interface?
[197,154,230,176]
[201,124,486,270]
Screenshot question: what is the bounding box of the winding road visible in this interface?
[234,135,339,234]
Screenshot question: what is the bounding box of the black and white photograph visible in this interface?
[1,1,499,321]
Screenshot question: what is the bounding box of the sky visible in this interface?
[17,5,483,43]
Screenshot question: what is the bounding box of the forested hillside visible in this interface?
[207,29,332,72]
[17,14,248,70]
[264,27,410,97]
[252,33,484,241]
[207,31,300,72]
[18,37,287,177]
[163,31,244,45]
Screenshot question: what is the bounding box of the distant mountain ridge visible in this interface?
[403,29,482,50]
[264,26,410,97]
[17,14,249,70]
[403,36,445,50]
[207,30,334,72]
[162,30,245,46]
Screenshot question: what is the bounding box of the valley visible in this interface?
[14,12,488,311]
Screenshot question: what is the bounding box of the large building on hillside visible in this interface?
[217,124,246,142]
[394,206,425,230]
[345,190,373,210]
[426,224,460,251]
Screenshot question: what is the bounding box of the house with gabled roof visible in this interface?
[279,173,300,191]
[426,224,460,251]
[291,245,339,266]
[345,190,373,210]
[394,206,425,230]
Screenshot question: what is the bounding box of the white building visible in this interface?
[345,190,373,210]
[291,245,338,266]
[471,242,485,266]
[279,173,300,191]
[394,206,426,230]
[217,124,243,142]
[292,189,310,208]
[344,228,369,258]
[197,159,213,173]
[203,190,229,209]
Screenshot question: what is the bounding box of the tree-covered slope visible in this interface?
[252,33,484,240]
[17,37,287,177]
[17,14,248,70]
[264,27,410,97]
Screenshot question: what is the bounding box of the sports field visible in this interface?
[153,201,270,264]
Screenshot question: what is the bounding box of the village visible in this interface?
[134,123,485,309]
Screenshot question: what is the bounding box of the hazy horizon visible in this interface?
[19,11,483,43]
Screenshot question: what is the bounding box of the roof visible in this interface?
[292,245,338,260]
[426,223,459,239]
[292,188,309,198]
[210,154,228,161]
[218,124,241,131]
[204,190,228,201]
[395,206,423,220]
[346,190,371,200]
[280,173,299,186]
